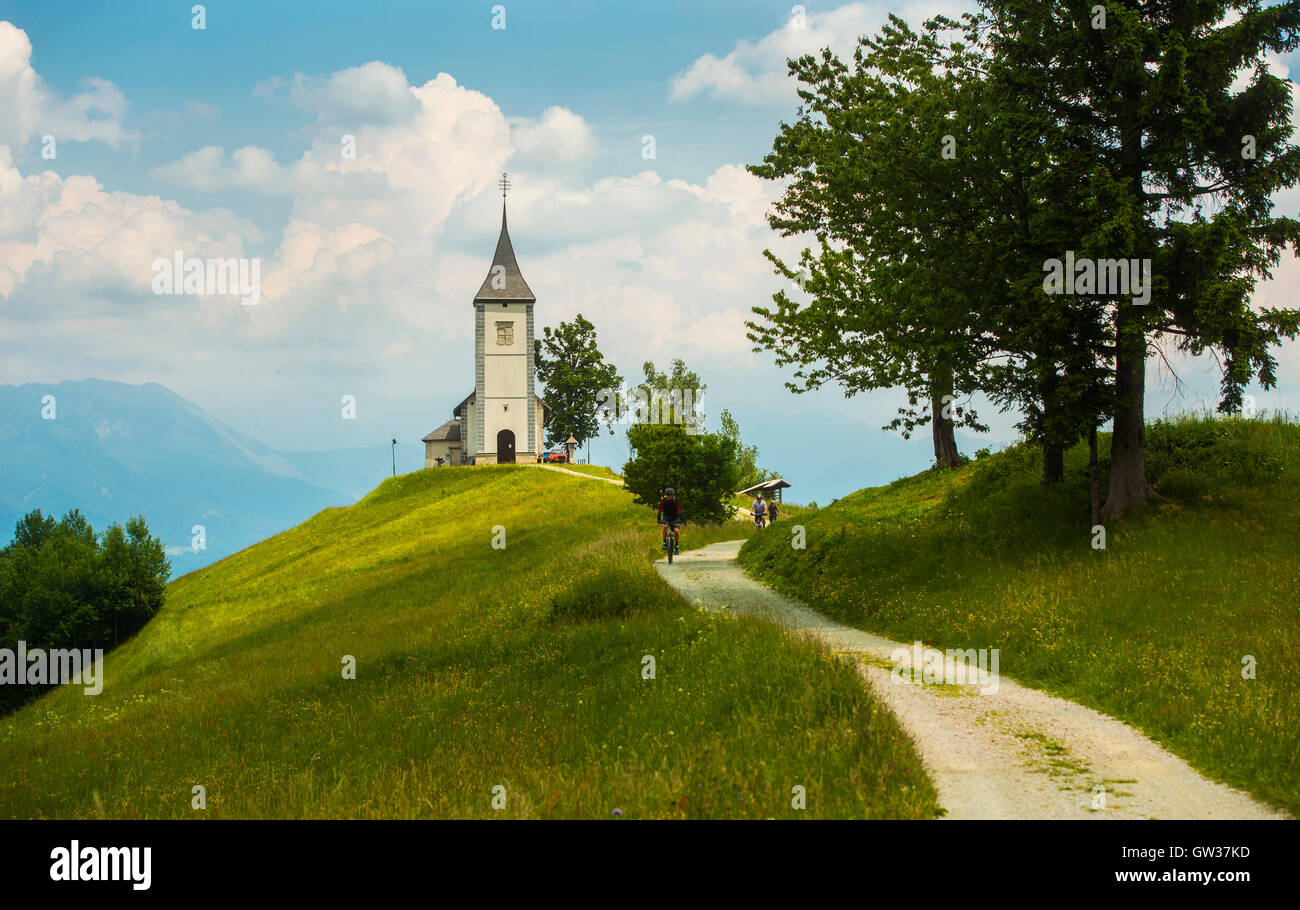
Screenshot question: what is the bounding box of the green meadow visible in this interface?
[0,465,938,819]
[740,415,1300,815]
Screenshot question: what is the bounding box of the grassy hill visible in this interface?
[740,414,1300,815]
[0,464,939,819]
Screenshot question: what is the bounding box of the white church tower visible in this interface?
[424,175,548,467]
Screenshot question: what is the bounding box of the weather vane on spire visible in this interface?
[499,172,511,198]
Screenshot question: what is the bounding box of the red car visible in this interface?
[542,450,568,464]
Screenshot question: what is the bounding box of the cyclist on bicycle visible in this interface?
[752,494,767,529]
[658,487,682,555]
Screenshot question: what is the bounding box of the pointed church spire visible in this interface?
[474,174,535,303]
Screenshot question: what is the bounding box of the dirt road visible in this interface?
[656,540,1286,820]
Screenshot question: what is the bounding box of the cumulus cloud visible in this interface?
[0,146,260,306]
[4,39,788,403]
[0,21,138,151]
[669,0,969,106]
[155,70,511,234]
[0,23,45,149]
[503,167,801,370]
[510,106,598,164]
[256,60,420,126]
[152,145,287,192]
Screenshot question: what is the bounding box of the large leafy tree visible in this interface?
[751,3,1300,512]
[748,15,998,469]
[534,314,622,450]
[749,12,1118,484]
[970,19,1115,486]
[751,13,1116,484]
[985,0,1300,517]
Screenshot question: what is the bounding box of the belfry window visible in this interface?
[496,321,514,346]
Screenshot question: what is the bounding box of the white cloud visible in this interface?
[0,21,138,151]
[669,0,970,106]
[510,106,599,164]
[4,23,791,390]
[0,147,260,306]
[184,100,221,119]
[256,60,420,126]
[0,23,45,149]
[154,70,510,233]
[152,145,287,192]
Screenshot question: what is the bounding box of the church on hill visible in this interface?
[423,176,550,467]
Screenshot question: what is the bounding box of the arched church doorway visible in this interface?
[497,429,516,463]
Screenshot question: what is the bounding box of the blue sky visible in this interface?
[3,0,1299,507]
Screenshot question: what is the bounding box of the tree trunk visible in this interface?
[931,392,961,468]
[1102,73,1157,522]
[1089,425,1100,528]
[1039,370,1064,484]
[1042,441,1064,485]
[1101,328,1155,520]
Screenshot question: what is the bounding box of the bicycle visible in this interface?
[660,519,680,564]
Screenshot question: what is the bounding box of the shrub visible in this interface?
[1153,466,1210,501]
[547,567,674,623]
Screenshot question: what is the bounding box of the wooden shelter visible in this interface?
[738,478,791,503]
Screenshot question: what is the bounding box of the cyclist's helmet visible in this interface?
[664,487,676,496]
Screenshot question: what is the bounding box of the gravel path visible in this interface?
[656,540,1287,820]
[527,463,625,485]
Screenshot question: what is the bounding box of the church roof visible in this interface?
[474,202,535,303]
[422,419,462,443]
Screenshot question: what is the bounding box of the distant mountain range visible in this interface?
[0,380,423,576]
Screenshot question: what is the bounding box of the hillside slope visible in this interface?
[740,415,1300,815]
[0,465,938,819]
